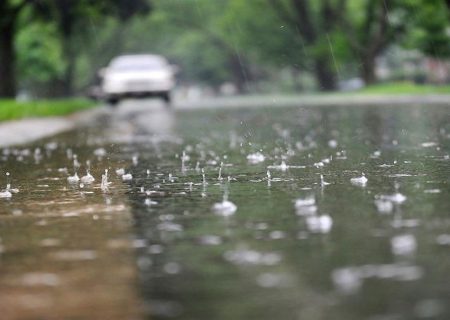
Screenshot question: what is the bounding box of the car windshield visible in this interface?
[109,56,167,71]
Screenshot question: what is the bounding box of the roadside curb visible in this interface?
[176,94,450,110]
[0,105,107,148]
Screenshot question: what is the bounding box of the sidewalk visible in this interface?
[0,106,107,147]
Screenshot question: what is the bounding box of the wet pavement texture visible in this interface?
[1,99,450,320]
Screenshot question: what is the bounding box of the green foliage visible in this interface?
[403,0,450,57]
[16,22,64,85]
[5,0,450,98]
[225,0,310,68]
[358,82,450,94]
[0,99,95,121]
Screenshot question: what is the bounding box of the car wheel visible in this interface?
[161,92,171,106]
[106,97,120,106]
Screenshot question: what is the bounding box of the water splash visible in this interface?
[181,151,190,172]
[132,154,139,166]
[391,234,416,256]
[306,214,333,233]
[380,183,407,204]
[73,154,80,169]
[294,196,317,216]
[0,172,13,198]
[81,160,95,184]
[101,169,111,191]
[320,174,330,186]
[247,152,265,164]
[217,162,224,181]
[268,161,289,171]
[350,172,368,187]
[201,168,207,185]
[374,198,394,214]
[67,158,80,184]
[212,188,237,216]
[122,173,133,181]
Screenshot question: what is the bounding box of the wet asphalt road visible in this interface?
[1,97,450,320]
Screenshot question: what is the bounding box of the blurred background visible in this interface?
[1,0,449,100]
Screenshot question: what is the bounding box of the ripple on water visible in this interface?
[332,263,423,294]
[436,234,450,246]
[391,234,417,256]
[294,196,318,216]
[51,250,97,261]
[198,235,222,246]
[20,272,61,287]
[306,215,333,234]
[374,199,394,214]
[224,247,282,266]
[256,272,291,288]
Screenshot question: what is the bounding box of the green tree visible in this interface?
[338,0,406,84]
[46,0,151,96]
[140,0,255,92]
[0,0,151,98]
[404,0,450,59]
[0,1,46,97]
[264,0,347,90]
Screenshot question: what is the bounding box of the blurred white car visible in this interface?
[101,54,176,105]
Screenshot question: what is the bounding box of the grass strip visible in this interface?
[0,99,96,122]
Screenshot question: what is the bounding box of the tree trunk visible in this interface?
[0,21,16,98]
[314,58,336,91]
[361,56,376,85]
[62,40,75,96]
[228,53,248,94]
[291,67,303,91]
[58,0,76,97]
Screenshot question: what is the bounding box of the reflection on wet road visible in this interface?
[1,99,450,319]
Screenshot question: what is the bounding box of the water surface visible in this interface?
[1,101,450,319]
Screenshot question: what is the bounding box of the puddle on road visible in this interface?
[1,102,450,319]
[0,140,140,319]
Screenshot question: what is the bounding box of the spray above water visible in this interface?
[122,173,133,181]
[380,182,407,204]
[247,152,265,164]
[320,174,330,186]
[268,161,289,171]
[0,172,18,198]
[350,172,368,187]
[217,162,224,181]
[81,160,95,184]
[67,158,80,184]
[212,186,237,216]
[201,168,207,185]
[101,169,111,191]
